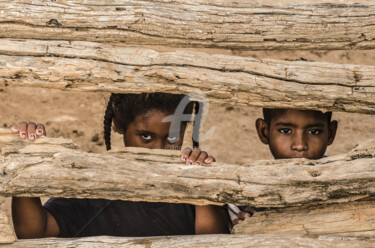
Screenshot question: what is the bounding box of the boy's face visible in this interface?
[256,110,337,159]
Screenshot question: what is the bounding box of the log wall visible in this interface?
[1,0,375,246]
[1,39,375,113]
[2,1,375,50]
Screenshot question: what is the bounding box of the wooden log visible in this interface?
[2,1,375,50]
[6,234,375,248]
[233,200,375,238]
[1,40,375,114]
[0,209,16,244]
[1,129,375,207]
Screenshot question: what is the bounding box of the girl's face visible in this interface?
[123,109,186,150]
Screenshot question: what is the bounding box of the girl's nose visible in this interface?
[150,139,166,149]
[291,134,308,151]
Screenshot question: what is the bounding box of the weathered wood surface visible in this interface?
[233,200,375,238]
[1,40,375,114]
[5,234,375,248]
[2,0,375,50]
[0,209,15,244]
[0,129,375,207]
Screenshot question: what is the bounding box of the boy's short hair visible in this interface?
[263,108,332,125]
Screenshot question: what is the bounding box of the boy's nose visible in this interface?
[291,134,308,151]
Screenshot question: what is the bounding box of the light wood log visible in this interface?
[0,209,16,244]
[2,0,375,50]
[5,234,375,248]
[233,200,375,238]
[1,129,374,207]
[1,40,375,114]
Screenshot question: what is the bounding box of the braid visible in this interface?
[104,94,115,151]
[192,101,201,148]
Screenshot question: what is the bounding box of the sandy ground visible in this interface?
[1,50,375,229]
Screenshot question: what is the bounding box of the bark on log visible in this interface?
[2,0,375,50]
[1,40,375,114]
[0,129,375,207]
[233,200,375,238]
[5,234,375,248]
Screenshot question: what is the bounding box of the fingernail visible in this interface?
[204,158,210,163]
[37,129,43,135]
[21,132,26,138]
[187,160,193,165]
[195,161,201,165]
[245,213,251,218]
[182,156,187,161]
[29,134,35,140]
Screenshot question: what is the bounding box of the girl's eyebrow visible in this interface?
[135,130,155,135]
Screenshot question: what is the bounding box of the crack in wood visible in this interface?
[0,51,372,90]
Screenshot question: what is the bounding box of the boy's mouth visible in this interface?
[291,153,306,159]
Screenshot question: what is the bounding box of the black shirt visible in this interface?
[43,198,195,237]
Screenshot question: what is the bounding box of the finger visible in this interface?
[237,211,251,220]
[18,122,28,139]
[181,147,192,162]
[11,124,19,133]
[244,206,256,216]
[232,219,243,226]
[187,147,201,165]
[204,155,216,164]
[195,151,208,166]
[36,123,46,136]
[27,122,37,140]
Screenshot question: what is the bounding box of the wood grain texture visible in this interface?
[1,39,375,114]
[1,0,375,50]
[233,200,375,238]
[1,129,374,207]
[5,234,375,247]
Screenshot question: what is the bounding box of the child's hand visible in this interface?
[11,122,46,140]
[232,207,256,226]
[181,147,215,165]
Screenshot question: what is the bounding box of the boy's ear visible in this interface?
[327,120,338,145]
[255,118,269,145]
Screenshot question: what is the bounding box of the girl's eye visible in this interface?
[140,133,152,140]
[167,136,178,143]
[308,129,321,135]
[279,128,292,134]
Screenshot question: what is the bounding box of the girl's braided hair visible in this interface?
[104,93,201,151]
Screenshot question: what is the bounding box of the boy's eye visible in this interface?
[279,128,292,134]
[140,133,152,140]
[167,136,178,143]
[308,129,321,135]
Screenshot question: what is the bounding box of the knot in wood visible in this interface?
[46,19,62,27]
[310,171,321,177]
